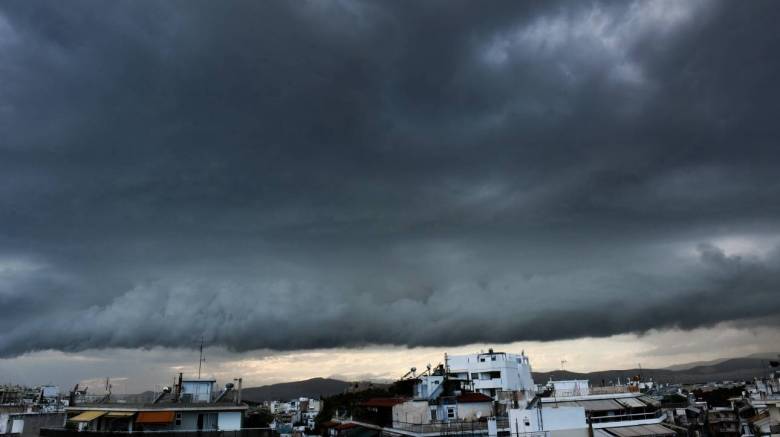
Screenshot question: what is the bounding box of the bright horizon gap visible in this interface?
[3,323,777,392]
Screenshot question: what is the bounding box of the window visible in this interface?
[447,408,456,419]
[480,358,485,362]
[175,412,182,426]
[488,371,501,379]
[470,373,478,380]
[491,356,496,361]
[430,409,437,421]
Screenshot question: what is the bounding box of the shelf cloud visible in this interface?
[2,0,780,357]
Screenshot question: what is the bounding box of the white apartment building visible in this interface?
[446,349,536,400]
[510,381,675,437]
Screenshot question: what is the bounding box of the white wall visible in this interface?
[181,381,214,402]
[456,402,493,421]
[218,412,242,431]
[509,406,587,434]
[11,419,24,434]
[177,412,218,430]
[414,376,444,399]
[551,381,590,397]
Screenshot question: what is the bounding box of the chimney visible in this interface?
[174,373,183,402]
[234,378,243,405]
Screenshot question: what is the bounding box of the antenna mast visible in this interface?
[198,337,206,378]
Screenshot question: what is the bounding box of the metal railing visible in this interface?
[589,387,630,395]
[390,420,489,434]
[509,432,549,437]
[589,410,664,424]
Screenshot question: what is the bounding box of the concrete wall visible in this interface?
[551,381,590,397]
[2,413,66,437]
[549,429,590,437]
[392,401,430,425]
[768,403,780,424]
[218,412,242,431]
[176,412,218,430]
[456,402,492,421]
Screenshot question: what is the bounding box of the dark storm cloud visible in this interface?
[1,0,780,357]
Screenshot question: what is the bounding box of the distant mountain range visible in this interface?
[533,355,780,386]
[663,352,780,371]
[241,378,388,403]
[239,354,780,401]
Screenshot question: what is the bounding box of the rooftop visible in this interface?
[361,398,409,408]
[455,392,494,403]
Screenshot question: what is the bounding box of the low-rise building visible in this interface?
[38,374,252,437]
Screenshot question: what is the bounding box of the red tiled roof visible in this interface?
[335,423,359,430]
[456,392,494,403]
[361,397,409,407]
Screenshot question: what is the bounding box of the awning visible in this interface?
[616,397,648,408]
[601,424,676,437]
[638,396,661,407]
[105,412,136,418]
[69,411,107,422]
[577,399,625,411]
[136,411,175,424]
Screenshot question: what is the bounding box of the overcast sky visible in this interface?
[2,0,780,391]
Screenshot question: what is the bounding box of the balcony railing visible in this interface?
[390,420,489,434]
[589,410,664,424]
[589,387,630,395]
[348,417,512,435]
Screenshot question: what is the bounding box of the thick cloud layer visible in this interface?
[1,0,780,357]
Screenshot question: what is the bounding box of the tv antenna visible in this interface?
[198,336,206,378]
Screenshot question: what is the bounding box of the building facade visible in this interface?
[446,349,535,400]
